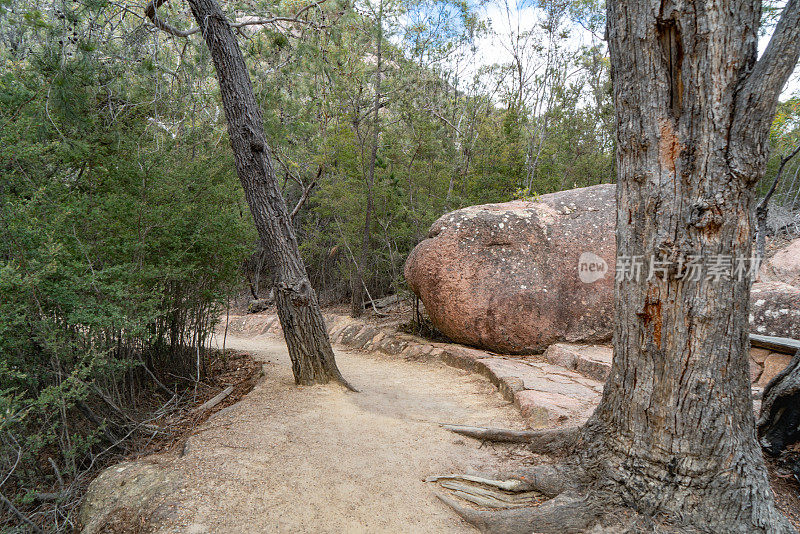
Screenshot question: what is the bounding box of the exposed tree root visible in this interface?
[332,374,360,393]
[436,490,601,534]
[433,421,796,533]
[427,459,602,532]
[427,474,534,492]
[433,479,541,508]
[426,463,575,498]
[442,424,579,454]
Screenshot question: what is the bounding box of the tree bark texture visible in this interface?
[186,0,352,389]
[578,0,800,531]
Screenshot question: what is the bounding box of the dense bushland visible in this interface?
[0,5,253,528]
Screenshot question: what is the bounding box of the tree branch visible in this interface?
[0,490,44,533]
[424,106,462,135]
[733,0,800,146]
[145,0,197,37]
[755,141,800,256]
[290,166,323,221]
[145,0,331,38]
[751,0,800,95]
[758,142,800,213]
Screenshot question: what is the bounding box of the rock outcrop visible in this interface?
[405,185,800,354]
[404,184,616,353]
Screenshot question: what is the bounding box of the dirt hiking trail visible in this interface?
[154,332,527,533]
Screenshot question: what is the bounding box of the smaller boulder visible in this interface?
[78,461,182,534]
[758,352,795,388]
[750,281,800,340]
[247,289,275,313]
[750,347,772,364]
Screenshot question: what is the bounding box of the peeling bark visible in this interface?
[577,0,799,530]
[436,0,800,531]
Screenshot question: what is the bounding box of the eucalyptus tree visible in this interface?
[145,0,354,389]
[437,0,800,531]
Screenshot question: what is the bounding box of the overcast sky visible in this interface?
[469,2,800,100]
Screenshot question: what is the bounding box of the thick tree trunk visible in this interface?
[185,0,352,389]
[435,2,800,532]
[576,1,800,531]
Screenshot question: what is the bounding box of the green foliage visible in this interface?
[762,97,800,215]
[226,0,616,300]
[0,7,252,527]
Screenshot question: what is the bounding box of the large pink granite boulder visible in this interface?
[405,185,800,354]
[404,184,616,353]
[760,238,800,287]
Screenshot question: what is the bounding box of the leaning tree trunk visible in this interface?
[576,0,800,531]
[185,0,353,389]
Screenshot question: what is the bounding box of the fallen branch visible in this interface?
[139,360,175,397]
[332,217,388,317]
[32,491,68,503]
[76,400,122,447]
[193,385,234,414]
[0,490,44,533]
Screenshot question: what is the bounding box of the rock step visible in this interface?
[542,343,614,382]
[542,342,789,398]
[220,314,601,428]
[750,334,800,354]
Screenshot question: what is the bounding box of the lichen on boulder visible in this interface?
[78,461,182,534]
[404,184,616,353]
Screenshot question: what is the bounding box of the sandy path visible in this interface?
[161,333,527,533]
